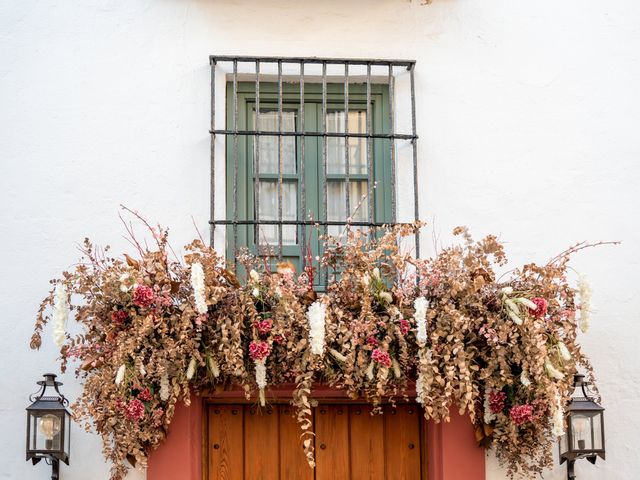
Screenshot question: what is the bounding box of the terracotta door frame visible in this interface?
[147,388,485,480]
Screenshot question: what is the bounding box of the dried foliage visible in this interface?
[31,214,613,479]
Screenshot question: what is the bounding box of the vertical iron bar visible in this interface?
[210,60,216,248]
[277,60,283,259]
[254,61,261,247]
[344,62,350,227]
[299,61,306,269]
[233,59,239,269]
[409,63,421,259]
[388,64,396,223]
[366,63,373,240]
[321,61,328,285]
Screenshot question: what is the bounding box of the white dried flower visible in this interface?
[520,371,531,387]
[115,364,126,385]
[190,262,207,314]
[366,360,375,380]
[500,286,513,295]
[577,273,592,333]
[372,267,380,279]
[186,358,197,380]
[361,273,370,287]
[552,393,565,437]
[159,372,170,401]
[307,301,326,356]
[545,358,565,380]
[119,273,131,292]
[515,297,537,310]
[507,309,523,325]
[139,364,146,377]
[558,342,572,361]
[252,287,260,298]
[255,359,267,389]
[249,269,260,282]
[414,296,429,346]
[52,283,69,348]
[274,287,282,299]
[504,298,520,314]
[379,291,393,304]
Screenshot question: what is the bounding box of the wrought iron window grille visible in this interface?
[209,55,421,281]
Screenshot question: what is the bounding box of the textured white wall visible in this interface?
[1,0,639,479]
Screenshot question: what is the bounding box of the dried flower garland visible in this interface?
[30,212,616,479]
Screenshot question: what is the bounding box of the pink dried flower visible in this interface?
[137,387,152,402]
[479,324,499,344]
[132,285,154,308]
[249,340,271,361]
[151,408,164,427]
[256,319,273,335]
[125,398,145,422]
[398,319,411,335]
[529,297,548,318]
[371,348,392,368]
[489,391,507,414]
[111,310,129,326]
[273,334,285,345]
[510,404,534,425]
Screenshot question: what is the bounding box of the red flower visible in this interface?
[125,398,145,422]
[366,336,379,347]
[398,319,411,336]
[132,285,154,308]
[256,319,273,335]
[273,334,285,345]
[371,348,392,368]
[249,341,271,361]
[489,391,507,414]
[509,404,534,425]
[137,387,152,402]
[529,297,548,318]
[111,310,129,326]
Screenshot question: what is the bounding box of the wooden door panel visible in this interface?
[384,405,422,480]
[209,405,244,480]
[316,405,350,480]
[208,403,426,480]
[279,405,315,480]
[244,406,280,479]
[349,405,385,480]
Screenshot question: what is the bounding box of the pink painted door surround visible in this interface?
[148,391,485,480]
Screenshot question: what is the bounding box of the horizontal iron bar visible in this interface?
[210,219,412,227]
[210,129,417,140]
[210,55,415,68]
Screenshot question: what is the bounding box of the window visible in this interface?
[209,56,420,286]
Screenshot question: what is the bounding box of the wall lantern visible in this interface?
[559,373,605,479]
[26,373,71,480]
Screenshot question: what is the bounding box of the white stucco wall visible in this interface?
[2,0,639,479]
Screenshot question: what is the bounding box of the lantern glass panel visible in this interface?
[30,412,62,451]
[571,412,602,451]
[559,431,569,456]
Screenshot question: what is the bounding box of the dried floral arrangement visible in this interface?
[30,211,613,479]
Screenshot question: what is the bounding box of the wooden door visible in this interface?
[207,403,426,480]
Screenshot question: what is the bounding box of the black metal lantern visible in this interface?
[559,373,605,479]
[26,373,71,479]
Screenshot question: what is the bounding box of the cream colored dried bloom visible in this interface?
[307,301,326,356]
[115,364,126,385]
[186,358,197,380]
[515,297,537,310]
[249,269,260,282]
[190,262,207,314]
[379,291,393,304]
[414,296,428,346]
[558,342,571,361]
[255,359,267,389]
[520,371,531,387]
[577,272,592,333]
[545,358,565,380]
[159,372,170,401]
[372,267,380,279]
[52,283,69,348]
[207,355,220,378]
[552,394,565,437]
[252,287,260,298]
